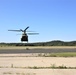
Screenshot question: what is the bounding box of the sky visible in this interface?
[0,0,76,43]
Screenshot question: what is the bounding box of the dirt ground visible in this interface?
[0,54,76,75]
[0,68,76,75]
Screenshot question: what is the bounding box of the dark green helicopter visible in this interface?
[8,26,39,42]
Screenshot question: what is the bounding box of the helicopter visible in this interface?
[8,26,39,42]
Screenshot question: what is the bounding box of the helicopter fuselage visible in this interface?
[21,32,28,42]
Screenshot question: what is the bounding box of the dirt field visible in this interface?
[0,54,76,75]
[0,68,76,75]
[0,47,76,75]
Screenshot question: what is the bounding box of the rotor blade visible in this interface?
[8,30,22,32]
[20,29,24,32]
[27,33,39,35]
[8,30,21,32]
[24,26,29,31]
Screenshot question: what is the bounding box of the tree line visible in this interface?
[0,40,76,46]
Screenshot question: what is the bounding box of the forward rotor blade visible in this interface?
[8,30,22,32]
[24,26,29,31]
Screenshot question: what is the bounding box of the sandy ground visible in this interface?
[0,56,76,67]
[0,68,76,75]
[0,54,76,75]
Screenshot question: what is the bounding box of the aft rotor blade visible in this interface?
[27,33,39,35]
[8,30,22,32]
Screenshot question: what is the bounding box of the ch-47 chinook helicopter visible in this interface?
[8,26,39,42]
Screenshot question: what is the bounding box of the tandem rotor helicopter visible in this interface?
[8,26,39,42]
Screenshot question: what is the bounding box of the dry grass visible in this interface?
[0,46,76,50]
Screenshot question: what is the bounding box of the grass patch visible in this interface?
[37,52,76,57]
[48,52,76,57]
[3,72,13,74]
[0,46,76,50]
[1,65,76,69]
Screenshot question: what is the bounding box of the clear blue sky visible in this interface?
[0,0,76,43]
